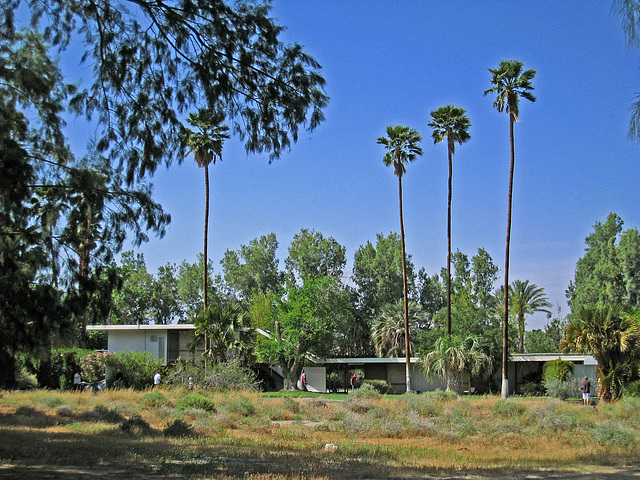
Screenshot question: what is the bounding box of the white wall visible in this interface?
[108,330,167,362]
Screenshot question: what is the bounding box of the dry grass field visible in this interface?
[1,387,640,479]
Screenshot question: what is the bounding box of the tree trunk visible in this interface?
[446,142,453,336]
[203,163,209,311]
[203,163,210,370]
[398,175,412,393]
[446,370,463,394]
[502,113,516,399]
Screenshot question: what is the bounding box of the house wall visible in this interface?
[304,367,326,393]
[108,330,167,362]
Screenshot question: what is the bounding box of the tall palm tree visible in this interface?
[371,300,422,357]
[420,334,492,394]
[510,280,552,353]
[428,105,471,336]
[184,109,230,311]
[377,125,423,392]
[484,60,536,398]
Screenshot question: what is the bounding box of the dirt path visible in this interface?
[2,461,640,479]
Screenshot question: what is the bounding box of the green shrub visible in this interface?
[591,421,635,447]
[427,389,459,402]
[93,405,125,423]
[163,359,259,391]
[139,391,168,408]
[624,379,640,397]
[282,397,300,414]
[544,377,581,400]
[177,393,216,412]
[105,351,164,389]
[41,396,63,408]
[491,399,527,418]
[223,395,256,416]
[402,393,443,417]
[361,379,392,394]
[543,359,574,383]
[81,351,114,383]
[350,382,380,400]
[163,420,195,437]
[36,348,93,389]
[120,415,152,434]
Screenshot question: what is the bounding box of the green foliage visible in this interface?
[361,379,392,395]
[252,276,351,390]
[426,389,459,402]
[349,382,381,400]
[544,378,581,400]
[163,420,195,437]
[285,228,347,283]
[491,399,528,418]
[591,421,636,447]
[192,300,254,364]
[353,233,415,318]
[36,348,93,389]
[105,351,164,389]
[177,394,216,412]
[93,405,125,423]
[420,335,492,394]
[510,280,552,353]
[163,359,259,391]
[139,391,168,409]
[371,300,422,357]
[6,0,328,181]
[543,359,574,383]
[401,393,444,417]
[524,329,558,353]
[221,233,282,300]
[567,214,640,310]
[80,351,114,383]
[119,415,152,434]
[562,304,640,401]
[624,379,640,397]
[222,395,256,416]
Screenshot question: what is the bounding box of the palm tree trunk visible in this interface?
[203,164,209,311]
[203,163,210,368]
[446,142,453,336]
[502,114,515,399]
[398,175,412,393]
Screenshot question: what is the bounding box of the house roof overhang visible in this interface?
[86,324,195,331]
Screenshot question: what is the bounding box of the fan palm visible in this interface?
[420,334,492,394]
[561,304,640,402]
[184,109,230,311]
[510,280,552,353]
[428,105,471,336]
[191,301,253,364]
[377,125,423,392]
[371,300,422,357]
[484,60,536,398]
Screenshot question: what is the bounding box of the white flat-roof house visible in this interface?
[88,324,598,395]
[87,324,203,363]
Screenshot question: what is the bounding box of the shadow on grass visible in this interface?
[2,425,640,479]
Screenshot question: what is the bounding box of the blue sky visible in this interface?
[64,2,640,329]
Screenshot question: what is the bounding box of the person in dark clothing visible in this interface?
[580,376,591,406]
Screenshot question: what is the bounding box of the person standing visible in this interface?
[73,371,82,391]
[153,371,161,388]
[300,369,307,391]
[581,376,591,406]
[114,369,124,388]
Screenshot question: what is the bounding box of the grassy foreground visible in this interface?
[1,388,640,479]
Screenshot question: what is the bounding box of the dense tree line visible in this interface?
[102,229,559,392]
